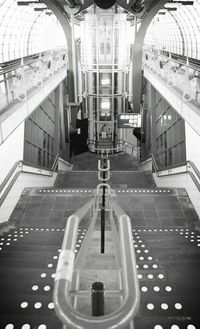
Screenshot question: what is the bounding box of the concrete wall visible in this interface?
[185,122,200,170]
[0,121,57,223]
[0,171,57,224]
[154,172,200,220]
[0,122,24,186]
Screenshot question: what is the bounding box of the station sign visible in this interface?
[117,113,141,128]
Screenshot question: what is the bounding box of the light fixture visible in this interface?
[101,101,110,110]
[101,78,110,86]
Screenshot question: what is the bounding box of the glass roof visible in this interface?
[0,0,66,63]
[144,0,200,60]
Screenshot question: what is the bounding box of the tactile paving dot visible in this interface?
[147,303,154,310]
[20,302,28,308]
[21,325,30,329]
[34,302,42,309]
[161,303,168,310]
[32,285,39,291]
[175,303,182,309]
[5,325,14,329]
[48,302,54,309]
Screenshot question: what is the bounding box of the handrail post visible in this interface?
[91,282,105,316]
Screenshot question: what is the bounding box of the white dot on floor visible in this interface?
[5,325,14,329]
[21,325,30,329]
[161,303,168,310]
[147,303,154,310]
[32,285,39,291]
[48,302,54,309]
[44,285,51,291]
[34,302,42,309]
[175,303,182,310]
[20,302,28,308]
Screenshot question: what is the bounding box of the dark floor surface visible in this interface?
[1,152,200,329]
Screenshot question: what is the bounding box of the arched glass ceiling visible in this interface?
[0,0,67,63]
[144,0,200,60]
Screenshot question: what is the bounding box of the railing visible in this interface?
[54,156,140,329]
[143,48,200,104]
[121,139,138,156]
[151,153,200,192]
[0,153,59,207]
[88,138,137,155]
[0,48,68,113]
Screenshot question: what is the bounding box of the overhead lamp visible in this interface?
[34,7,48,11]
[17,1,39,5]
[165,2,180,7]
[164,6,177,10]
[101,100,110,110]
[101,78,110,86]
[172,0,193,4]
[94,0,116,9]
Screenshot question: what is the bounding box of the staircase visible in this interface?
[0,152,200,328]
[76,230,121,316]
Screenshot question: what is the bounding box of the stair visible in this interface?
[75,230,121,316]
[1,152,200,328]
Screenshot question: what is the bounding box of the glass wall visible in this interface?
[80,7,132,152]
[144,0,200,60]
[155,94,186,169]
[141,81,186,169]
[0,0,66,63]
[24,90,57,169]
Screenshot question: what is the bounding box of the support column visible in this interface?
[43,0,77,103]
[54,86,60,156]
[71,13,78,104]
[132,0,168,113]
[59,84,66,152]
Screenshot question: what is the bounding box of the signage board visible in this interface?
[117,113,141,128]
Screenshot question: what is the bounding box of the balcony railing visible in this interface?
[0,48,68,113]
[143,48,200,105]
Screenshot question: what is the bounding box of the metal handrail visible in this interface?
[0,153,59,206]
[145,48,200,73]
[54,189,140,329]
[88,139,126,154]
[0,160,22,195]
[0,48,67,75]
[151,153,200,192]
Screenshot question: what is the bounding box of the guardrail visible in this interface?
[151,153,200,192]
[143,48,200,104]
[0,48,68,113]
[53,162,140,328]
[88,139,137,155]
[0,153,59,207]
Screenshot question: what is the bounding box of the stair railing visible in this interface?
[54,186,140,329]
[0,153,59,207]
[151,153,200,191]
